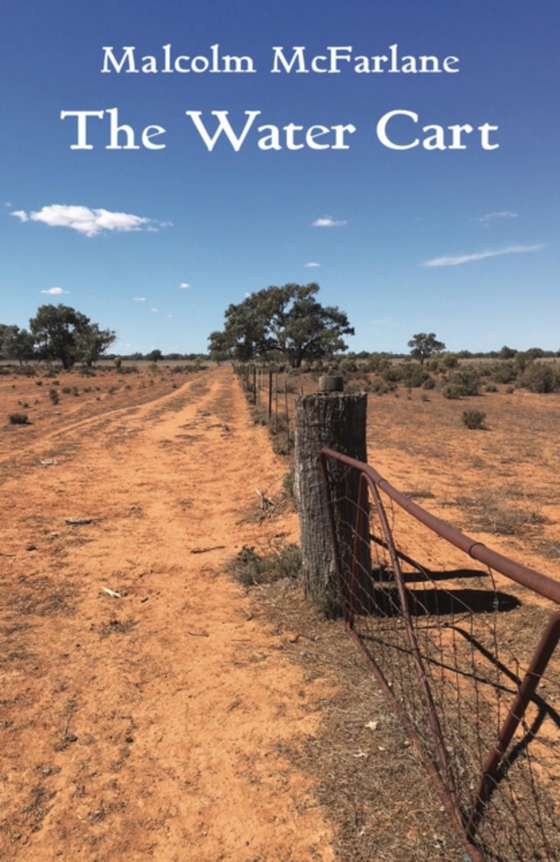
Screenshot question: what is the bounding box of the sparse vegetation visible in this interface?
[309,587,342,619]
[458,490,548,536]
[462,409,486,430]
[9,412,29,425]
[226,543,302,586]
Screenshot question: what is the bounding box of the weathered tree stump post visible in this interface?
[294,384,370,612]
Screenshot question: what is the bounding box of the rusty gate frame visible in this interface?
[320,447,560,862]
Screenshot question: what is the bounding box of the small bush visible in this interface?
[489,360,518,384]
[9,412,29,425]
[226,543,301,586]
[519,362,560,394]
[310,587,342,620]
[440,368,481,399]
[441,352,460,369]
[462,409,486,430]
[399,364,430,388]
[49,389,60,405]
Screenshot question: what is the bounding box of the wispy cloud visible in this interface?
[151,308,158,313]
[304,262,320,268]
[134,297,147,302]
[312,216,347,228]
[10,204,170,237]
[179,282,191,289]
[478,210,518,223]
[41,286,68,295]
[423,244,544,268]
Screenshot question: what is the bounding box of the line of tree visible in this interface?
[0,304,115,368]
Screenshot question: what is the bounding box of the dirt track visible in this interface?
[0,367,335,861]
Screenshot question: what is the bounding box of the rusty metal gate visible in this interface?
[320,448,560,862]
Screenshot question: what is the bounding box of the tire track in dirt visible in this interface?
[0,367,335,862]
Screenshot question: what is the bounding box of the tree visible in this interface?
[146,348,163,362]
[408,332,446,365]
[208,283,354,368]
[499,345,517,360]
[29,304,115,368]
[75,322,116,366]
[1,326,36,364]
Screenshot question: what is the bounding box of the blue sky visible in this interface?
[1,0,558,355]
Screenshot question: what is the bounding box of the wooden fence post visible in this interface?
[294,384,369,601]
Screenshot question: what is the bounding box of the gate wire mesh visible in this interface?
[320,448,560,862]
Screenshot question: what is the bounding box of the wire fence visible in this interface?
[234,363,303,454]
[320,448,560,862]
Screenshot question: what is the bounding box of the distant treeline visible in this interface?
[104,351,210,362]
[348,346,560,361]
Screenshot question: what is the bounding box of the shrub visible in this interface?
[310,587,342,619]
[49,388,60,404]
[9,412,29,425]
[519,362,560,394]
[226,543,301,586]
[440,368,481,398]
[462,409,486,430]
[380,365,401,384]
[441,352,459,368]
[340,358,357,373]
[369,377,394,395]
[399,364,430,388]
[366,354,391,374]
[489,360,518,384]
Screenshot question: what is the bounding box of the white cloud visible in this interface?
[10,204,168,237]
[179,282,191,289]
[41,286,68,295]
[304,262,320,268]
[423,244,544,268]
[151,308,159,313]
[312,215,347,228]
[134,297,147,302]
[478,210,518,223]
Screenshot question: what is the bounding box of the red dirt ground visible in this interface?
[0,366,335,861]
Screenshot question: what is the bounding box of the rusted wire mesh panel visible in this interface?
[320,449,560,862]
